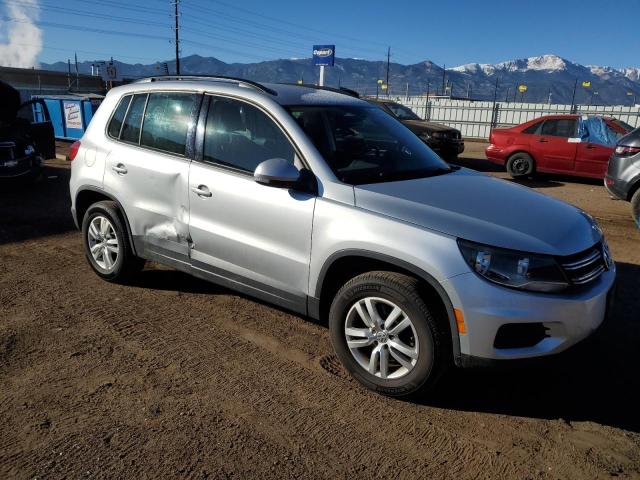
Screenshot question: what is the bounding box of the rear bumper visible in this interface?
[604,154,640,201]
[443,265,616,364]
[0,155,42,178]
[484,144,506,164]
[604,176,628,200]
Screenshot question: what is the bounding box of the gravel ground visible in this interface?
[1,143,639,479]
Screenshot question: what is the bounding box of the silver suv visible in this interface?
[70,76,615,396]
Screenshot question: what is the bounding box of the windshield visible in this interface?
[385,102,421,121]
[288,105,451,185]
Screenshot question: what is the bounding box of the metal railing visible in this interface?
[390,96,640,139]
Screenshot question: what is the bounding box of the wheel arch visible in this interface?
[626,175,640,202]
[312,250,461,364]
[75,186,137,256]
[506,149,536,165]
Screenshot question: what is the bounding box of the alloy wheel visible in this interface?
[344,297,419,379]
[87,215,119,271]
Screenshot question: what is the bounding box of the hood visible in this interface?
[354,168,600,256]
[0,80,21,124]
[401,120,459,134]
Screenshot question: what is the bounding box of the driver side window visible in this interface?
[203,96,295,173]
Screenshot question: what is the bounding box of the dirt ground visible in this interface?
[1,142,639,479]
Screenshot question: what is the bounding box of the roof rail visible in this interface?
[284,83,360,98]
[134,75,277,96]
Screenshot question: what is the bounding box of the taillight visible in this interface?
[614,145,640,157]
[68,141,81,161]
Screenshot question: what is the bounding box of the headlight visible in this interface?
[431,132,443,139]
[24,145,35,156]
[457,239,569,292]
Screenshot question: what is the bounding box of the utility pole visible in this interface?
[505,86,510,102]
[441,64,446,95]
[570,78,578,113]
[385,47,391,96]
[173,0,181,75]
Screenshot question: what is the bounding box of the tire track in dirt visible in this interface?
[2,241,525,479]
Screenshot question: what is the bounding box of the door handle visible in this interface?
[538,138,548,143]
[191,185,212,198]
[112,163,127,175]
[586,144,596,149]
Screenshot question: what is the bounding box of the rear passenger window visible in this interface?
[140,92,196,155]
[107,95,132,139]
[120,94,147,144]
[540,119,576,138]
[203,97,294,172]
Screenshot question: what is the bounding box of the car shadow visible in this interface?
[0,164,75,245]
[417,261,640,433]
[126,267,224,295]
[452,156,503,173]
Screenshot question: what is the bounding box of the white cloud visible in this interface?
[0,1,42,68]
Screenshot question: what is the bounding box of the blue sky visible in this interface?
[2,0,639,68]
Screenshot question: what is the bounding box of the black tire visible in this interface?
[81,200,145,282]
[631,188,640,227]
[506,152,535,178]
[329,271,450,397]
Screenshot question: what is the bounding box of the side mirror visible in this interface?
[254,158,301,188]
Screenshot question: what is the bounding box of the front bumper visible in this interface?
[427,139,464,156]
[442,265,615,363]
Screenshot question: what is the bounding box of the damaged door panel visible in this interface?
[104,144,191,258]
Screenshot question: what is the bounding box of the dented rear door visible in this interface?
[103,92,199,259]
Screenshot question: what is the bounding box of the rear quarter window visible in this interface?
[107,95,132,139]
[522,121,542,134]
[120,94,148,144]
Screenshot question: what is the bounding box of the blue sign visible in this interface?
[313,45,335,66]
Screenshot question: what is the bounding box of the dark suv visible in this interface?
[0,80,55,180]
[367,99,464,160]
[605,126,640,226]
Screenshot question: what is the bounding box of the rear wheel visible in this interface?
[506,152,535,178]
[329,271,449,397]
[82,201,145,282]
[631,188,640,227]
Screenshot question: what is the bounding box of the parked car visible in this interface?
[486,114,633,179]
[367,99,464,160]
[605,126,640,225]
[0,80,55,180]
[70,77,615,397]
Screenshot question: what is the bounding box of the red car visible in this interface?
[485,115,633,179]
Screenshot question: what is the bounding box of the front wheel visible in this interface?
[329,271,449,397]
[506,152,535,178]
[82,201,145,282]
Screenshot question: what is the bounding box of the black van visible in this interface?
[1,80,56,180]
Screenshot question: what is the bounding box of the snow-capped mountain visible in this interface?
[448,54,639,104]
[39,53,640,105]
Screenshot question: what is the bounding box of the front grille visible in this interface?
[559,243,607,286]
[0,142,15,161]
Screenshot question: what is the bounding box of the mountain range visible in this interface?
[41,54,640,106]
